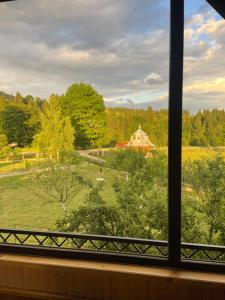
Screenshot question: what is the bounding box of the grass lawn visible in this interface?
[0,146,223,231]
[0,159,47,174]
[0,161,119,230]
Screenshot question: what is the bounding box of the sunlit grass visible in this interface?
[0,159,47,174]
[1,147,225,231]
[0,161,119,230]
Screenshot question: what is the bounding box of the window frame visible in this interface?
[0,0,225,273]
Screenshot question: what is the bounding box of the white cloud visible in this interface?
[183,10,225,109]
[0,0,224,111]
[130,72,162,88]
[184,77,225,94]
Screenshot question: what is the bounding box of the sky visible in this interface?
[0,0,225,111]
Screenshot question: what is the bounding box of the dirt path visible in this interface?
[0,169,41,179]
[79,150,105,164]
[0,151,108,179]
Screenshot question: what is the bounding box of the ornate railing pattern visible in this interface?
[0,228,224,263]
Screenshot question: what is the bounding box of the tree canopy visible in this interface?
[1,85,225,149]
[33,94,74,159]
[0,92,43,147]
[0,105,35,146]
[106,107,225,147]
[60,83,106,149]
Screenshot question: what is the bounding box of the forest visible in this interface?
[1,83,225,153]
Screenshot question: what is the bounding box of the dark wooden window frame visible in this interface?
[0,0,225,273]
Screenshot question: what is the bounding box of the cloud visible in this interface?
[105,97,134,105]
[0,0,224,111]
[184,77,225,94]
[182,9,225,109]
[0,0,170,99]
[130,72,162,88]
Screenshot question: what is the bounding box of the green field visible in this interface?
[0,161,119,230]
[156,146,225,162]
[0,146,224,231]
[182,147,225,162]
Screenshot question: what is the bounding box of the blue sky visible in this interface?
[186,0,205,16]
[0,0,224,112]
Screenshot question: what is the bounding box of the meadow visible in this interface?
[0,146,224,231]
[156,146,225,162]
[182,147,225,162]
[0,159,119,230]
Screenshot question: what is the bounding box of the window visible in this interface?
[0,0,224,273]
[182,0,225,267]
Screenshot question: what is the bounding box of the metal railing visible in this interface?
[0,228,224,264]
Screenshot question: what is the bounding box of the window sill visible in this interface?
[0,253,225,299]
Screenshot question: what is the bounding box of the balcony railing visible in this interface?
[0,228,224,264]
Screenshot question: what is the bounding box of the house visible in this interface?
[126,125,155,151]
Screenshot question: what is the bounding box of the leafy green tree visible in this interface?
[106,107,168,147]
[184,155,225,244]
[108,149,167,187]
[32,160,89,212]
[56,155,168,240]
[182,195,205,243]
[106,107,225,147]
[109,149,146,174]
[182,111,193,146]
[61,83,106,149]
[57,183,119,235]
[0,105,34,146]
[33,94,74,159]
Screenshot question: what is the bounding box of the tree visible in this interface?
[56,155,168,240]
[184,155,225,244]
[182,111,193,146]
[56,183,119,235]
[61,83,106,149]
[109,149,146,174]
[32,160,89,212]
[190,112,207,146]
[14,92,24,104]
[33,94,74,159]
[0,105,33,146]
[181,194,205,243]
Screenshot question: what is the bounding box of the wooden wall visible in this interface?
[0,254,224,300]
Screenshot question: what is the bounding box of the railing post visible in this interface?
[168,0,184,267]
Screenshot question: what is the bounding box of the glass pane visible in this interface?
[182,0,225,262]
[0,0,169,258]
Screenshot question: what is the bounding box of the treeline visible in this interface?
[106,107,225,146]
[0,84,225,150]
[0,83,106,153]
[0,92,45,147]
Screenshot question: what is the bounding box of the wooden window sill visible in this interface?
[0,253,225,299]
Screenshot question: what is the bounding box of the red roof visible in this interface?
[116,143,127,148]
